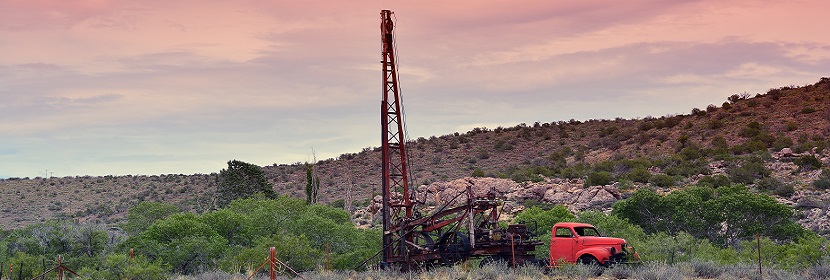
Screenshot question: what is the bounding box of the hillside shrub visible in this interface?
[722,102,732,110]
[625,167,652,183]
[649,174,676,187]
[727,157,771,184]
[772,135,794,151]
[739,122,763,138]
[730,140,768,154]
[794,140,828,153]
[814,169,830,190]
[786,121,799,131]
[471,168,485,177]
[707,119,725,129]
[802,107,817,114]
[795,154,823,171]
[696,175,731,188]
[756,177,794,197]
[585,171,613,186]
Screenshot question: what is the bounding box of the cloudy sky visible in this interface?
[1,0,828,178]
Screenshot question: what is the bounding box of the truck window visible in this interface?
[554,227,573,237]
[574,227,601,237]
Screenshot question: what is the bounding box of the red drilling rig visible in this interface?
[376,9,544,271]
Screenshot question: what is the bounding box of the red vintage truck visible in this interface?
[549,222,639,267]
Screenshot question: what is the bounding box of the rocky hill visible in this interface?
[2,77,829,232]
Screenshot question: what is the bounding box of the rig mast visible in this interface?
[380,9,414,265]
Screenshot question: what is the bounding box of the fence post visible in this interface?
[269,247,277,280]
[325,242,331,271]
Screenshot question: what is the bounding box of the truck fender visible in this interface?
[575,247,612,265]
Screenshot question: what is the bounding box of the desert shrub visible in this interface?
[772,135,794,151]
[785,121,799,131]
[727,94,742,103]
[649,174,676,187]
[696,174,731,188]
[808,262,830,280]
[691,260,724,278]
[814,169,830,190]
[471,168,485,177]
[707,119,725,129]
[794,140,828,153]
[477,149,490,159]
[638,121,654,131]
[802,107,817,114]
[739,122,763,138]
[756,177,794,197]
[722,101,732,110]
[659,156,710,177]
[731,139,769,154]
[794,154,823,171]
[625,167,652,183]
[610,265,633,279]
[727,156,771,184]
[633,261,686,280]
[678,146,702,160]
[494,139,514,151]
[586,171,613,186]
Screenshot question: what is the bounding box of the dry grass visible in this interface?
[168,260,829,280]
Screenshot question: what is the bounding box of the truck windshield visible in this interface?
[574,227,601,237]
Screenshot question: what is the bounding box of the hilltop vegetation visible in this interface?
[3,78,830,230]
[1,77,830,278]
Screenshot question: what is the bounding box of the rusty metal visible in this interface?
[247,247,305,280]
[375,9,542,271]
[30,255,79,280]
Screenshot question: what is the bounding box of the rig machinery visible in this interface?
[375,9,544,271]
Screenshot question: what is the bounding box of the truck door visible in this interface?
[550,226,576,264]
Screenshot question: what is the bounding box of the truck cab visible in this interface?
[549,222,638,267]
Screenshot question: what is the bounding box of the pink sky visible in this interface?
[1,0,829,177]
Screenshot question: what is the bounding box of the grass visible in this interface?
[170,260,828,279]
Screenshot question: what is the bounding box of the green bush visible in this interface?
[471,168,485,177]
[801,107,817,114]
[696,175,731,188]
[795,155,823,171]
[586,171,613,186]
[649,174,676,187]
[756,177,794,197]
[727,157,771,184]
[625,167,652,183]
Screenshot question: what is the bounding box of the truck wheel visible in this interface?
[578,255,604,276]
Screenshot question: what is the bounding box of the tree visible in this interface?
[124,201,180,235]
[126,213,228,275]
[612,186,805,246]
[514,205,576,237]
[215,160,276,208]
